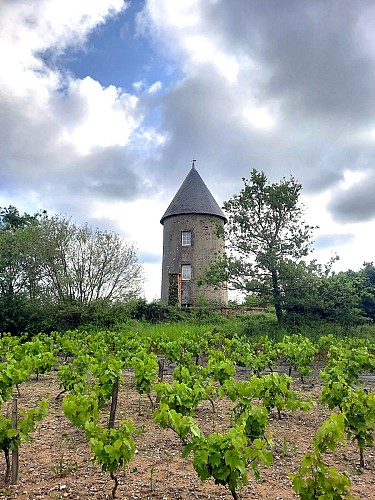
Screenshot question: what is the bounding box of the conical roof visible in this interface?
[160,165,227,224]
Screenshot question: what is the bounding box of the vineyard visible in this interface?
[0,324,374,499]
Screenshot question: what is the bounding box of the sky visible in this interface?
[1,0,375,301]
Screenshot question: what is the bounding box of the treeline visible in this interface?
[1,199,375,336]
[0,206,144,334]
[282,260,375,324]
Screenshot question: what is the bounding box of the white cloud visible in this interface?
[339,170,366,190]
[242,106,276,130]
[0,0,127,95]
[0,0,144,189]
[139,0,240,82]
[59,77,141,154]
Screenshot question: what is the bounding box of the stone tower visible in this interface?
[160,163,228,306]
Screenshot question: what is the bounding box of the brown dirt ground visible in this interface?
[0,366,374,500]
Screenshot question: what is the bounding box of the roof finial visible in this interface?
[191,159,196,169]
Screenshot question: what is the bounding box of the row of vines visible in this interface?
[0,327,374,499]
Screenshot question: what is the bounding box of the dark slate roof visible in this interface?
[160,165,227,224]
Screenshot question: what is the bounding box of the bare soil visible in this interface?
[0,367,374,500]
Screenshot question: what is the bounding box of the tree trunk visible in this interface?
[271,269,283,324]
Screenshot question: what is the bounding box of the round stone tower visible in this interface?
[160,163,228,307]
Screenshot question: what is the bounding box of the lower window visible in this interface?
[181,264,192,280]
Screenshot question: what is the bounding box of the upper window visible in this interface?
[181,231,192,246]
[181,264,192,281]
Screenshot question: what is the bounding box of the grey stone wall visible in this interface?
[161,214,228,306]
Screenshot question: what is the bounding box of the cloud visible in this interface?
[328,171,375,223]
[0,0,154,212]
[139,0,375,198]
[56,77,141,154]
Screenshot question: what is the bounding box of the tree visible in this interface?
[37,214,144,304]
[0,205,38,231]
[0,208,144,333]
[282,258,369,325]
[359,262,375,320]
[200,170,317,323]
[0,207,42,333]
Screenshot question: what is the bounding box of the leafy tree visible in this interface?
[358,262,375,320]
[315,270,367,324]
[0,209,144,333]
[37,214,143,303]
[247,245,370,326]
[283,259,370,325]
[0,206,39,231]
[0,207,43,333]
[200,170,317,323]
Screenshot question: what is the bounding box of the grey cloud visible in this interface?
[328,173,375,223]
[72,147,149,200]
[147,68,361,201]
[202,0,375,125]
[139,0,375,222]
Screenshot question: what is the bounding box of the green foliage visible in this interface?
[0,358,30,403]
[153,403,201,442]
[154,380,207,416]
[249,336,279,374]
[125,299,183,323]
[183,422,272,499]
[0,399,48,482]
[168,274,179,306]
[84,419,135,498]
[342,388,375,467]
[320,343,375,410]
[321,373,351,412]
[30,351,58,377]
[0,206,39,230]
[250,373,311,419]
[0,208,144,335]
[291,414,357,499]
[360,262,375,320]
[315,271,368,324]
[62,392,99,427]
[131,352,159,396]
[84,419,135,474]
[222,334,255,367]
[236,405,269,443]
[57,355,91,394]
[278,334,316,380]
[206,351,236,385]
[91,356,124,408]
[173,364,216,403]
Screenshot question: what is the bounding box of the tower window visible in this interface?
[181,264,192,280]
[181,231,192,246]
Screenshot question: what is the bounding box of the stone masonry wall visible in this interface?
[161,214,228,306]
